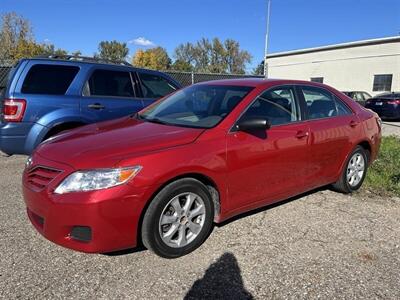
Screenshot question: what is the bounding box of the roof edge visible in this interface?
[267,36,400,59]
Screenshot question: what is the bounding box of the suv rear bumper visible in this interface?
[0,122,43,155]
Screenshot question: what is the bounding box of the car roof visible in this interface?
[23,57,158,74]
[195,78,332,89]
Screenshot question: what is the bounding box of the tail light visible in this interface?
[2,99,26,122]
[387,99,400,105]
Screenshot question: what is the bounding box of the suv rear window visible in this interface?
[22,64,79,95]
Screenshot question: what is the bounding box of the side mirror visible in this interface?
[235,118,271,132]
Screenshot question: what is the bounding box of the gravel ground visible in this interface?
[0,155,399,299]
[382,121,400,137]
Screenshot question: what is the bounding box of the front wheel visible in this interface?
[332,146,369,193]
[141,178,214,258]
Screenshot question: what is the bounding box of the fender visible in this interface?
[25,108,94,153]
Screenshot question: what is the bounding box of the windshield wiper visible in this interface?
[145,117,169,125]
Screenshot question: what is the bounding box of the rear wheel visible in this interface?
[141,178,214,258]
[332,146,369,193]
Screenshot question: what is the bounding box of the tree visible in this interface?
[172,37,252,74]
[132,47,171,70]
[0,12,72,63]
[96,40,129,61]
[224,39,252,74]
[0,12,34,63]
[252,61,264,75]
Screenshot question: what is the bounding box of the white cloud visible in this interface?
[128,37,155,47]
[43,38,51,44]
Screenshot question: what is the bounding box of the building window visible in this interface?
[373,74,392,92]
[310,77,323,83]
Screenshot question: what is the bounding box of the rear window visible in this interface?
[21,64,79,95]
[138,73,177,98]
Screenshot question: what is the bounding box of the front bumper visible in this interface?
[22,156,151,253]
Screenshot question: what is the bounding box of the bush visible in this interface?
[365,136,400,196]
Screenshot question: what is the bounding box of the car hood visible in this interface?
[36,117,205,169]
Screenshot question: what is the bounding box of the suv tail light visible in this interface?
[3,99,26,122]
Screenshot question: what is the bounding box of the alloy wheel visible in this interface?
[158,192,206,248]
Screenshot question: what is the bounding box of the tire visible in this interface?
[332,145,369,194]
[141,178,214,258]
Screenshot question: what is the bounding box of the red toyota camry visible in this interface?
[22,79,381,258]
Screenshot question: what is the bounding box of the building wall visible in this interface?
[267,41,400,96]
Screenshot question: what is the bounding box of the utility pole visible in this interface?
[263,0,271,78]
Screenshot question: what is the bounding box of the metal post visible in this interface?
[191,71,195,85]
[263,0,272,78]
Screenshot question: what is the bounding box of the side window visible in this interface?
[138,73,177,98]
[87,69,134,98]
[363,92,371,100]
[355,92,364,102]
[21,64,79,95]
[302,87,338,119]
[334,96,352,116]
[239,86,299,126]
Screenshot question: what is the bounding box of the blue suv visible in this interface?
[0,56,181,155]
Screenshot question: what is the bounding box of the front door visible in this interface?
[226,85,311,211]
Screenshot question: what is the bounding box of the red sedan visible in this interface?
[22,79,381,258]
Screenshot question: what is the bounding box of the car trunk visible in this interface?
[367,96,398,110]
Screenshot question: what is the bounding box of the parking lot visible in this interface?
[382,121,400,137]
[1,136,400,299]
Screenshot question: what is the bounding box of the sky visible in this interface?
[1,0,399,71]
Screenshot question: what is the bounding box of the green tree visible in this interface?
[0,12,34,63]
[224,39,252,74]
[96,40,129,61]
[132,47,171,70]
[252,60,264,75]
[0,12,72,63]
[172,37,252,74]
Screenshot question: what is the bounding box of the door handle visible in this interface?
[349,120,359,127]
[295,130,309,139]
[88,103,105,110]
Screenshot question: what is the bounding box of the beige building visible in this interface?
[266,36,400,96]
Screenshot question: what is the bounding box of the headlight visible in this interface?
[54,166,142,194]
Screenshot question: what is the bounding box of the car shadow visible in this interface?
[184,252,253,300]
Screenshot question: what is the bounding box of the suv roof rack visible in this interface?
[33,55,133,66]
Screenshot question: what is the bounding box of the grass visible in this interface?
[364,135,400,197]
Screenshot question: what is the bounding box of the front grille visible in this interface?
[27,166,62,190]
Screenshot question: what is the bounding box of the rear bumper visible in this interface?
[0,122,40,155]
[366,106,400,120]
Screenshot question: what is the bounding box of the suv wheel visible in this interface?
[141,178,214,258]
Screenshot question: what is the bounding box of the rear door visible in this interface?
[299,85,361,188]
[226,85,311,211]
[80,68,144,122]
[136,71,179,108]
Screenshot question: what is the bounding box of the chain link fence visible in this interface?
[0,66,11,87]
[163,70,263,87]
[0,65,263,93]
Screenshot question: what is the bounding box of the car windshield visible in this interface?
[138,84,254,128]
